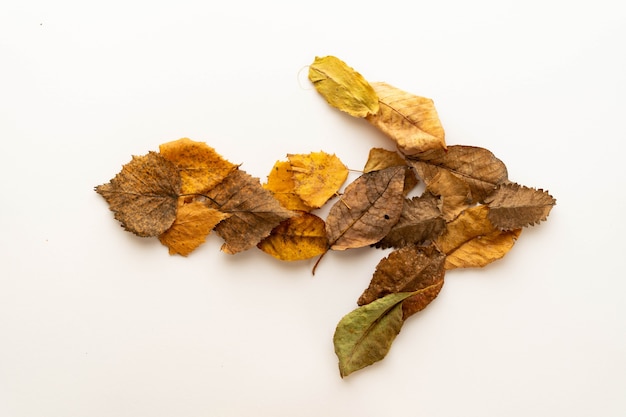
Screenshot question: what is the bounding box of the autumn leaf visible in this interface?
[363,147,419,194]
[365,82,446,155]
[263,160,313,212]
[326,166,406,250]
[159,137,237,195]
[436,205,521,270]
[358,244,445,319]
[257,213,328,261]
[375,193,446,249]
[308,56,379,117]
[287,151,348,209]
[409,145,508,203]
[334,291,417,378]
[95,152,181,237]
[204,169,294,254]
[484,182,556,230]
[425,169,472,221]
[158,201,230,256]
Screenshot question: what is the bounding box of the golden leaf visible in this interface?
[263,160,313,212]
[158,201,230,256]
[288,151,348,209]
[159,137,237,195]
[365,82,446,155]
[95,152,181,237]
[308,56,379,117]
[257,213,328,261]
[363,147,419,194]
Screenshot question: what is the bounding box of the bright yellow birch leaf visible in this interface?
[263,160,313,212]
[159,138,237,194]
[257,213,328,261]
[366,82,446,155]
[158,201,230,256]
[288,151,348,209]
[308,56,379,117]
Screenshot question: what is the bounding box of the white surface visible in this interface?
[1,1,625,416]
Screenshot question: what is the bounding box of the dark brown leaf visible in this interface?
[95,152,181,237]
[485,182,556,230]
[326,166,406,250]
[205,169,294,254]
[408,145,508,203]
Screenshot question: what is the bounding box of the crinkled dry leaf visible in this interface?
[485,182,556,230]
[159,137,237,195]
[436,205,521,270]
[375,193,446,249]
[425,169,472,221]
[358,244,445,319]
[409,145,508,203]
[288,151,348,209]
[257,213,328,261]
[263,160,313,212]
[95,152,181,237]
[204,169,294,254]
[158,201,230,256]
[363,147,419,194]
[326,166,406,250]
[308,55,379,117]
[365,82,446,155]
[334,291,417,378]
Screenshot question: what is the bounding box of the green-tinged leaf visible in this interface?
[308,56,379,117]
[334,291,417,378]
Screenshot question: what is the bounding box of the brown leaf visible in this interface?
[375,193,446,249]
[365,82,446,155]
[358,244,445,319]
[288,151,349,209]
[436,205,521,270]
[263,160,313,212]
[95,152,181,237]
[159,138,237,195]
[326,166,406,250]
[409,145,508,203]
[257,213,328,261]
[484,182,556,230]
[423,169,472,221]
[308,55,379,117]
[363,147,419,194]
[158,201,230,256]
[204,169,294,254]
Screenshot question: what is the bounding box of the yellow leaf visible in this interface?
[159,138,237,194]
[308,56,379,117]
[288,151,348,209]
[363,148,407,173]
[257,213,328,261]
[158,201,230,256]
[263,160,313,212]
[366,82,446,155]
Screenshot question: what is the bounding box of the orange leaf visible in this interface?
[263,160,314,212]
[287,151,348,208]
[257,213,328,261]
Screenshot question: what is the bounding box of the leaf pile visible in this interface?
[96,56,555,379]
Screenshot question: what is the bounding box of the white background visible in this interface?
[1,1,625,416]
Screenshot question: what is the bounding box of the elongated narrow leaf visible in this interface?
[484,182,556,230]
[326,166,406,250]
[334,292,417,378]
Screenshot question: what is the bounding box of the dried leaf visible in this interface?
[409,145,508,203]
[158,201,230,256]
[204,169,294,254]
[365,82,446,155]
[334,291,417,378]
[95,152,181,237]
[326,166,406,250]
[425,169,472,221]
[484,182,556,230]
[263,160,313,212]
[159,138,237,195]
[288,151,348,208]
[375,194,446,249]
[308,56,379,117]
[358,244,445,319]
[436,205,521,270]
[363,147,419,194]
[257,213,328,261]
